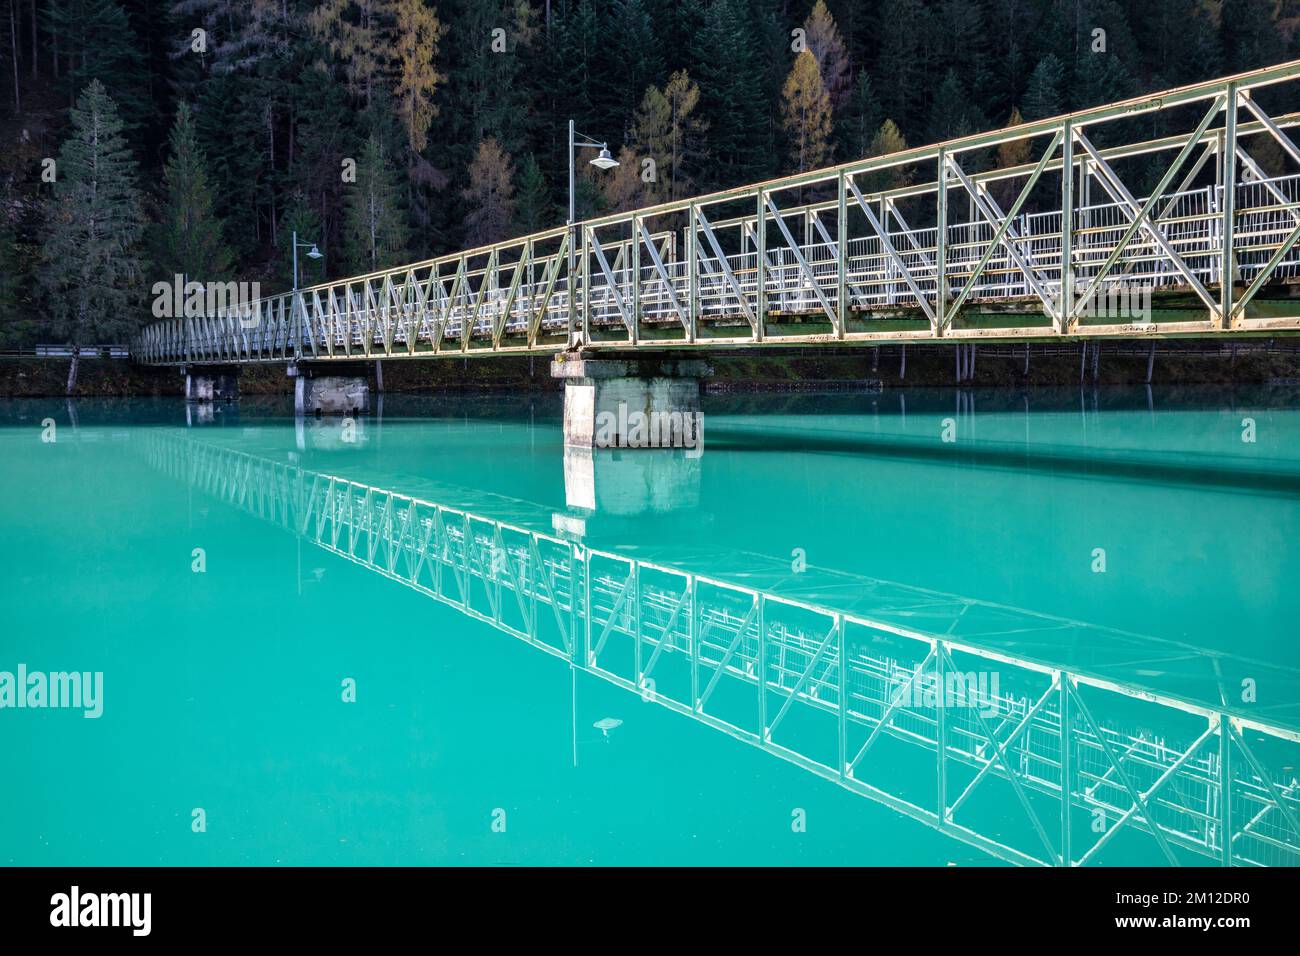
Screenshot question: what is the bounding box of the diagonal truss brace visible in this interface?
[694,207,757,329]
[637,219,690,330]
[763,194,840,332]
[847,179,938,326]
[943,133,1063,326]
[1071,98,1224,318]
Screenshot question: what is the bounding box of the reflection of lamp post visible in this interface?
[292,230,323,292]
[568,120,619,347]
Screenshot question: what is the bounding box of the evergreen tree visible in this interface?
[513,152,554,235]
[46,0,147,118]
[781,50,832,175]
[153,102,233,286]
[343,133,409,272]
[1220,0,1286,73]
[462,137,515,245]
[926,69,977,144]
[1022,55,1065,121]
[874,0,927,137]
[838,71,881,161]
[690,0,771,186]
[38,80,147,392]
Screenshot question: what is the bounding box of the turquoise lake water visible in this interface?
[2,386,1299,867]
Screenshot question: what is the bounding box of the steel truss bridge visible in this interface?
[136,62,1300,367]
[140,429,1300,867]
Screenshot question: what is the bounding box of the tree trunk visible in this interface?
[66,353,79,396]
[9,0,20,114]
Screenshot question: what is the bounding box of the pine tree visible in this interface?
[462,137,516,245]
[46,0,147,117]
[690,0,771,185]
[839,71,881,161]
[874,0,927,137]
[781,50,832,175]
[926,69,976,144]
[39,80,146,393]
[154,102,233,286]
[802,0,850,110]
[343,133,409,272]
[1022,55,1064,121]
[512,152,554,235]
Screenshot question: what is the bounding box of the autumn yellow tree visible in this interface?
[992,109,1032,209]
[625,69,708,206]
[865,119,911,192]
[803,0,850,109]
[392,0,445,156]
[781,50,833,176]
[310,0,390,107]
[463,138,516,246]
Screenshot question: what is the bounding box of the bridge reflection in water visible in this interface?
[141,428,1300,867]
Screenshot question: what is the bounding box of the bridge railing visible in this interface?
[139,428,1300,866]
[135,61,1300,365]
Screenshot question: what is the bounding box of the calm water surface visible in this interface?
[2,386,1298,866]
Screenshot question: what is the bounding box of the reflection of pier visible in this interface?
[142,430,1300,867]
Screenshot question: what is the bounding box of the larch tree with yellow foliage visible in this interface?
[781,50,833,177]
[392,0,445,157]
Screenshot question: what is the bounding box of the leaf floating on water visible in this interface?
[593,717,622,737]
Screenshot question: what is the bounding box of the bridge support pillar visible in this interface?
[551,354,709,450]
[182,366,238,403]
[289,364,370,416]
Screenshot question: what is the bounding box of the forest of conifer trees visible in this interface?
[1,0,1298,350]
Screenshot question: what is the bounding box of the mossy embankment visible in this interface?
[3,341,1300,398]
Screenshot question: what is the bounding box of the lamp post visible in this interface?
[290,231,323,362]
[292,230,324,292]
[567,120,619,348]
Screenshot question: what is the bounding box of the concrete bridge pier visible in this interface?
[551,354,709,450]
[182,365,239,403]
[289,363,370,417]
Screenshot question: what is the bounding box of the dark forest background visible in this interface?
[1,0,1298,348]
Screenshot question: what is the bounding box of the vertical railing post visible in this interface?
[581,226,591,345]
[631,215,641,346]
[686,204,699,343]
[935,149,948,337]
[837,172,848,339]
[756,190,767,342]
[1220,85,1238,329]
[1060,121,1074,336]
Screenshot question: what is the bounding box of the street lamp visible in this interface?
[292,230,324,292]
[568,119,620,347]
